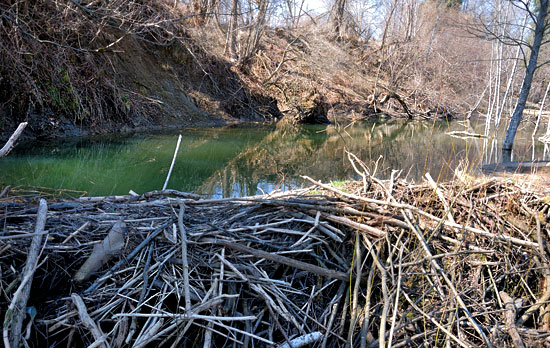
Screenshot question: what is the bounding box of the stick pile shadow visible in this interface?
[1,174,549,347]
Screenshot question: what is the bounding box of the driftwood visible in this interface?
[74,220,128,282]
[0,122,27,158]
[1,171,549,347]
[500,292,526,348]
[3,199,47,348]
[446,130,488,139]
[378,92,414,119]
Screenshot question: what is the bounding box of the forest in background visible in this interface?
[1,0,550,147]
[4,3,550,348]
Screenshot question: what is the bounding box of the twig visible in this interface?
[320,212,385,238]
[387,244,405,348]
[62,221,90,244]
[301,175,538,248]
[321,282,345,348]
[211,239,348,281]
[347,232,362,346]
[402,291,471,348]
[0,185,10,199]
[179,204,191,313]
[405,211,495,348]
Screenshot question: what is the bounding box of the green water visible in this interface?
[1,119,548,197]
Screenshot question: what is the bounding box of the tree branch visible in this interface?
[0,122,27,158]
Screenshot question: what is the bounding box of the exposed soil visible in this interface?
[0,1,468,143]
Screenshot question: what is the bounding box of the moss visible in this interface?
[62,70,70,84]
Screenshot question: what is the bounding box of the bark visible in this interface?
[227,0,239,60]
[331,0,346,38]
[502,0,549,160]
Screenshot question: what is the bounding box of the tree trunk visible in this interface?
[227,0,239,60]
[331,0,346,38]
[502,0,549,161]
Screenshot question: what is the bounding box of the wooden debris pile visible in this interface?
[0,174,549,347]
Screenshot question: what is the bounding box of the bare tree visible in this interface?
[226,0,240,59]
[501,0,549,160]
[331,0,347,38]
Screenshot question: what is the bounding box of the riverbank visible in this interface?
[1,1,488,142]
[1,170,549,347]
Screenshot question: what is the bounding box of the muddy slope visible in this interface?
[0,1,283,141]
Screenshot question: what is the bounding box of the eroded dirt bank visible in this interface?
[1,1,481,142]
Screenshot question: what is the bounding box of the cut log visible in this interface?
[74,220,128,283]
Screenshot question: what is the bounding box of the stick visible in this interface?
[402,291,471,348]
[133,318,163,348]
[321,283,345,348]
[405,213,495,348]
[347,232,362,346]
[302,175,538,248]
[0,185,10,199]
[387,244,405,348]
[84,220,173,294]
[179,204,191,313]
[211,239,348,281]
[499,292,526,348]
[3,199,47,348]
[162,135,182,190]
[71,294,108,348]
[62,221,90,244]
[320,212,385,238]
[277,332,323,348]
[0,122,27,158]
[515,286,550,326]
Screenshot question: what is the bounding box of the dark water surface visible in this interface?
[1,119,548,197]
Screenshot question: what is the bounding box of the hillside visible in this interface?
[0,1,505,140]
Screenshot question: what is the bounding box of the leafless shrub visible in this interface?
[0,0,208,130]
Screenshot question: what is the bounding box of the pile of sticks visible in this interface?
[1,172,549,347]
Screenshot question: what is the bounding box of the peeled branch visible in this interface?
[75,220,127,283]
[277,332,323,348]
[0,122,27,158]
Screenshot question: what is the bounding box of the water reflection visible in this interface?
[0,119,547,197]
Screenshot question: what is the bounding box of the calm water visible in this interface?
[1,119,548,197]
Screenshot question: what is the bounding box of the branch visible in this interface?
[3,199,47,348]
[71,294,108,348]
[0,122,27,158]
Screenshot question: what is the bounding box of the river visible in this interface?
[1,119,548,197]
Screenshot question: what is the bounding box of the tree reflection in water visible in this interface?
[0,119,546,197]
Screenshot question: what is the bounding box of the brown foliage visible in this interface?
[0,0,202,132]
[369,2,491,117]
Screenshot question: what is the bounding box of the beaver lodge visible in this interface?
[1,165,550,348]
